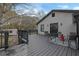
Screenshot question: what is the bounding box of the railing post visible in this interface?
[1,32,2,48]
[4,31,9,50]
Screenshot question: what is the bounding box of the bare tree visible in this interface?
[0,4,17,29]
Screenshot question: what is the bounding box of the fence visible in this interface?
[18,30,28,44]
[0,31,9,49]
[0,30,28,50]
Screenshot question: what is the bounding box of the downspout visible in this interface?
[76,20,79,49]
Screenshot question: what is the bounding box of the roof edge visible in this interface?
[37,9,79,25]
[37,10,53,25]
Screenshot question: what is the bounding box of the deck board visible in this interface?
[44,45,57,56]
[33,47,49,56]
[40,44,56,56]
[28,47,43,56]
[67,48,72,56]
[71,49,76,56]
[47,45,60,56]
[53,46,63,56]
[57,46,65,56]
[76,50,79,56]
[61,47,68,56]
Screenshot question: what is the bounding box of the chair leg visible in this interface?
[75,40,77,49]
[68,40,71,48]
[63,41,64,44]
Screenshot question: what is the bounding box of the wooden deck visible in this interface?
[0,34,79,56]
[0,44,28,56]
[27,34,79,56]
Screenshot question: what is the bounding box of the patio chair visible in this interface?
[68,32,77,49]
[50,33,58,42]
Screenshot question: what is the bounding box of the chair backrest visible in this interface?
[69,32,76,40]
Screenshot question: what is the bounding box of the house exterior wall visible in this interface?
[38,12,76,37]
[3,29,18,36]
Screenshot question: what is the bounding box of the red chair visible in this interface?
[58,34,64,43]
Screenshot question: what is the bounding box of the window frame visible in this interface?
[52,13,55,17]
[40,24,44,32]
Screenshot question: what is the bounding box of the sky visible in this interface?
[32,3,79,12]
[15,3,79,18]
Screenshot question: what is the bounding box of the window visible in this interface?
[40,24,44,32]
[73,15,77,23]
[52,13,55,17]
[9,31,12,33]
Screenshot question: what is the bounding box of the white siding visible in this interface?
[38,12,76,37]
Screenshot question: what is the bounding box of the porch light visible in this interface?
[60,23,62,26]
